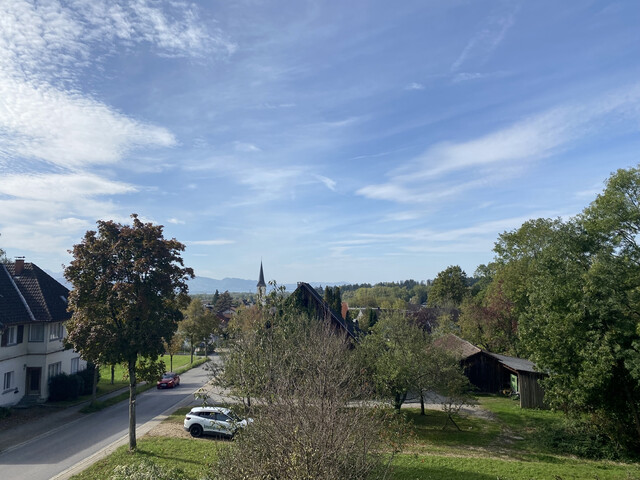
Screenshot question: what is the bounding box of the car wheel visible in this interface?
[189,424,203,438]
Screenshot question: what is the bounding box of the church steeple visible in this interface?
[257,261,266,305]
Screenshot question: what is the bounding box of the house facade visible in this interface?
[0,260,85,407]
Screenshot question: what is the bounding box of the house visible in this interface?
[0,259,86,407]
[434,334,546,409]
[290,282,358,342]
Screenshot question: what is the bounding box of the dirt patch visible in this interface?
[146,420,192,439]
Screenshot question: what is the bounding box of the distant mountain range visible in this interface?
[46,270,342,295]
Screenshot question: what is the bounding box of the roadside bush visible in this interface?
[109,459,186,480]
[0,406,10,419]
[48,373,83,402]
[76,362,100,395]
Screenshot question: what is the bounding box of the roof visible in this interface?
[433,334,481,360]
[294,282,357,341]
[486,352,540,374]
[257,261,266,288]
[0,262,70,328]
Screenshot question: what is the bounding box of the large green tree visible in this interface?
[357,313,426,410]
[427,265,468,308]
[65,214,193,451]
[494,166,640,450]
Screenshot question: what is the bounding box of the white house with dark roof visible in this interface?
[0,259,86,407]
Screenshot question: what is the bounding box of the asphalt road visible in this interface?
[0,358,217,480]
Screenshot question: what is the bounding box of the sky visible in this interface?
[0,0,639,286]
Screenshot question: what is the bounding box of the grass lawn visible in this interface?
[72,396,640,480]
[95,353,200,396]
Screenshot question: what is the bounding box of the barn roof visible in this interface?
[433,334,481,360]
[487,352,539,374]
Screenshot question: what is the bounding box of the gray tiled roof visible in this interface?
[486,352,539,374]
[0,263,70,328]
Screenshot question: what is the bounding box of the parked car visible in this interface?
[183,406,252,438]
[157,372,180,389]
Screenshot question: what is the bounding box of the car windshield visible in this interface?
[162,373,173,379]
[227,411,240,421]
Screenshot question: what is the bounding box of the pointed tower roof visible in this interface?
[257,261,266,288]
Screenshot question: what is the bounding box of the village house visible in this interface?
[0,259,86,407]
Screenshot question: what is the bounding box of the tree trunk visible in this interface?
[91,364,99,404]
[170,354,173,372]
[128,358,137,451]
[110,364,115,385]
[393,391,407,411]
[420,392,425,416]
[190,343,194,364]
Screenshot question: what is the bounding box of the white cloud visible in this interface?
[451,2,519,72]
[315,175,337,191]
[0,75,175,168]
[405,82,424,91]
[0,172,136,201]
[187,239,235,246]
[167,218,186,225]
[357,85,640,204]
[234,142,262,153]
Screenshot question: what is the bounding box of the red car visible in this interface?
[157,372,180,389]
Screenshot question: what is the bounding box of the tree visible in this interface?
[163,331,184,372]
[492,166,640,452]
[211,312,405,480]
[213,290,233,314]
[0,234,8,263]
[357,313,425,410]
[427,265,468,308]
[179,298,218,363]
[64,214,193,451]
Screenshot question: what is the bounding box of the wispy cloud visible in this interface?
[315,175,337,191]
[451,2,520,72]
[405,82,424,91]
[357,85,640,204]
[187,239,235,246]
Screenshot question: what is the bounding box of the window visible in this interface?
[29,324,44,342]
[1,326,16,346]
[49,323,63,341]
[3,371,14,391]
[70,357,79,374]
[48,362,61,380]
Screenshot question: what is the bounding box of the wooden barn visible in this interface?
[434,334,546,409]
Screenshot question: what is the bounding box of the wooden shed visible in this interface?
[434,334,546,409]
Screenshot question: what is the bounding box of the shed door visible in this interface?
[510,374,518,393]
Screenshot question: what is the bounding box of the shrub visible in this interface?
[76,362,100,395]
[48,373,83,402]
[0,406,11,419]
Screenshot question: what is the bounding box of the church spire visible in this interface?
[257,261,266,305]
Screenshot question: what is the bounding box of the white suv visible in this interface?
[183,406,251,438]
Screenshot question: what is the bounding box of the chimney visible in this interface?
[14,257,25,276]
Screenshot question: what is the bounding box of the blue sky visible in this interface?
[0,1,639,285]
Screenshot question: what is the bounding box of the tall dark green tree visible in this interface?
[65,214,193,451]
[427,265,468,308]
